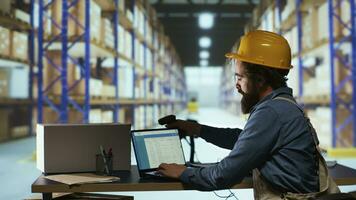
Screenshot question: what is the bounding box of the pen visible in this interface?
[99,145,110,175]
[108,148,112,156]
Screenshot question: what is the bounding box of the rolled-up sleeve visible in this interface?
[180,106,281,191]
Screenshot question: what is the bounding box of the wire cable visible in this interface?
[213,190,239,200]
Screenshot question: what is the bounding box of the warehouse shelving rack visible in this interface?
[293,0,356,149]
[38,0,92,123]
[328,0,356,148]
[36,0,186,129]
[0,0,35,141]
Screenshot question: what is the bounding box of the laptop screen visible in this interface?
[131,128,186,171]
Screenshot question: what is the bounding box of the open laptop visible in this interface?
[131,128,187,178]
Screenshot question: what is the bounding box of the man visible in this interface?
[158,30,339,199]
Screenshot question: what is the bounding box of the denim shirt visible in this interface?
[180,87,318,193]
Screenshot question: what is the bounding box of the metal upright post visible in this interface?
[350,0,356,146]
[37,0,44,123]
[29,0,35,135]
[296,0,304,100]
[152,26,156,125]
[113,0,120,123]
[328,0,337,147]
[328,0,356,147]
[143,12,147,128]
[276,0,282,34]
[60,0,69,123]
[132,0,136,128]
[83,0,91,123]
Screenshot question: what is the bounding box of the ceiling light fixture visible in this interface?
[199,51,210,59]
[199,37,212,48]
[198,13,214,29]
[200,60,209,67]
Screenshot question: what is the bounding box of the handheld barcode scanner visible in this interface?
[158,115,184,138]
[158,115,196,164]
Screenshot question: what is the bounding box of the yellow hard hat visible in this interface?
[225,30,292,70]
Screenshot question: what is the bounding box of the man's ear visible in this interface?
[256,75,265,85]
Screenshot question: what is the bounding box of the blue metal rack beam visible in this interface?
[29,0,35,135]
[143,10,148,128]
[296,0,304,100]
[328,0,356,147]
[131,0,136,128]
[113,0,120,123]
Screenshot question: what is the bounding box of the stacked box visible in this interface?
[0,68,9,98]
[102,84,116,98]
[124,31,133,59]
[14,9,30,24]
[117,25,125,54]
[51,0,76,37]
[102,110,114,123]
[0,26,10,57]
[11,31,28,60]
[11,126,29,138]
[0,67,28,99]
[0,0,12,14]
[302,7,318,50]
[118,0,125,12]
[281,0,296,22]
[118,66,134,98]
[89,109,102,123]
[146,48,152,71]
[0,110,11,141]
[71,77,103,97]
[78,0,101,41]
[100,18,114,49]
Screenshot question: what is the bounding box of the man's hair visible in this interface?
[243,62,289,90]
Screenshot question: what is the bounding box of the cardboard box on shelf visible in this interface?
[118,66,134,98]
[73,78,103,97]
[100,17,114,49]
[11,126,29,138]
[11,31,28,60]
[0,0,12,14]
[302,8,318,50]
[51,0,76,37]
[0,109,11,141]
[124,31,132,58]
[77,0,101,41]
[0,26,10,57]
[89,109,102,123]
[14,9,30,24]
[102,110,114,123]
[0,69,9,98]
[118,108,126,124]
[117,25,125,54]
[0,67,28,99]
[118,0,125,12]
[102,84,116,98]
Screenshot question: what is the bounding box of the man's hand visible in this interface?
[165,119,202,137]
[158,163,187,179]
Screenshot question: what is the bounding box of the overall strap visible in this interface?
[273,96,320,147]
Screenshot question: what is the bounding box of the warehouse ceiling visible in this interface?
[149,0,259,67]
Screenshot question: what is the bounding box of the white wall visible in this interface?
[184,66,222,107]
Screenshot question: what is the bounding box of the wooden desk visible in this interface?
[32,164,356,200]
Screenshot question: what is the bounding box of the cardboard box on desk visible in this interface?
[36,123,131,174]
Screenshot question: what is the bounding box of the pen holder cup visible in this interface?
[96,154,113,175]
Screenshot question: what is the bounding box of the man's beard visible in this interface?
[239,82,261,114]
